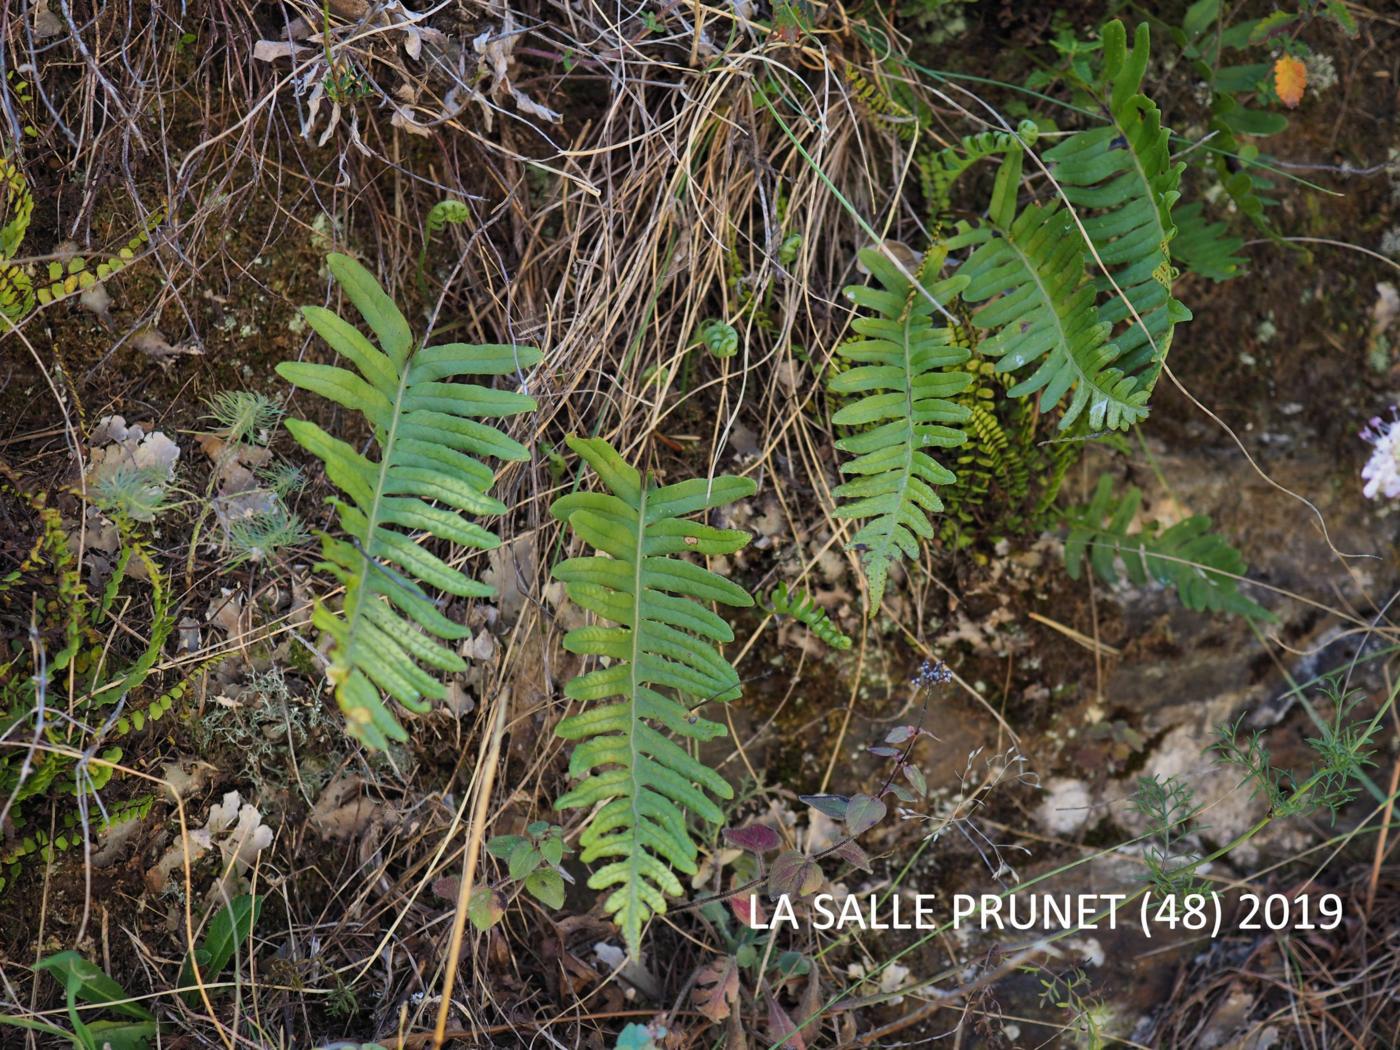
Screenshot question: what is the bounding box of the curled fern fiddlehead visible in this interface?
[549,435,755,956]
[918,120,1038,233]
[417,198,469,294]
[830,245,971,612]
[278,253,541,748]
[768,582,852,650]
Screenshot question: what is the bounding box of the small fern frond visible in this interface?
[0,157,34,320]
[550,435,755,956]
[417,198,470,293]
[34,210,163,308]
[830,246,971,612]
[768,582,852,650]
[277,253,541,748]
[425,199,469,239]
[0,260,33,319]
[844,65,926,141]
[1063,475,1272,621]
[0,156,33,259]
[1171,201,1246,282]
[1042,20,1192,387]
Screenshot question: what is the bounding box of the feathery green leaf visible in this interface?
[550,436,755,956]
[278,253,541,747]
[830,245,971,611]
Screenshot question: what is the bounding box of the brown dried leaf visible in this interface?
[693,955,740,1022]
[765,993,806,1050]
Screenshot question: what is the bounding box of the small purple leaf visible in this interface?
[903,764,928,797]
[724,824,782,854]
[885,725,917,745]
[889,783,917,804]
[831,839,872,872]
[867,746,901,758]
[844,793,887,836]
[769,851,823,897]
[799,794,850,821]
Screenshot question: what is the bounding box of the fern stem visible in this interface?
[623,476,650,941]
[337,355,414,692]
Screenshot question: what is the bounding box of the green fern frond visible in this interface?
[1042,20,1192,387]
[830,245,971,612]
[1171,201,1246,282]
[768,582,852,650]
[938,357,1080,548]
[277,253,541,748]
[549,435,755,956]
[952,193,1150,431]
[1210,137,1282,240]
[1063,475,1271,621]
[0,158,34,320]
[34,211,162,307]
[0,260,33,319]
[1032,433,1080,520]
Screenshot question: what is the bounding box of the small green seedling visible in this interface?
[473,822,573,929]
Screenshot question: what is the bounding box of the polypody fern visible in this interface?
[1063,475,1270,621]
[949,21,1188,430]
[278,253,541,748]
[550,436,754,955]
[830,245,971,612]
[1041,20,1191,385]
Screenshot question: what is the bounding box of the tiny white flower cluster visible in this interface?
[1361,410,1400,500]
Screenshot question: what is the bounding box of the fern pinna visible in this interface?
[278,254,540,748]
[549,436,754,955]
[830,245,971,612]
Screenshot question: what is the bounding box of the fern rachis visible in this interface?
[278,253,541,747]
[550,436,755,955]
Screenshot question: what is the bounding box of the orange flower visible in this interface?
[1274,55,1307,108]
